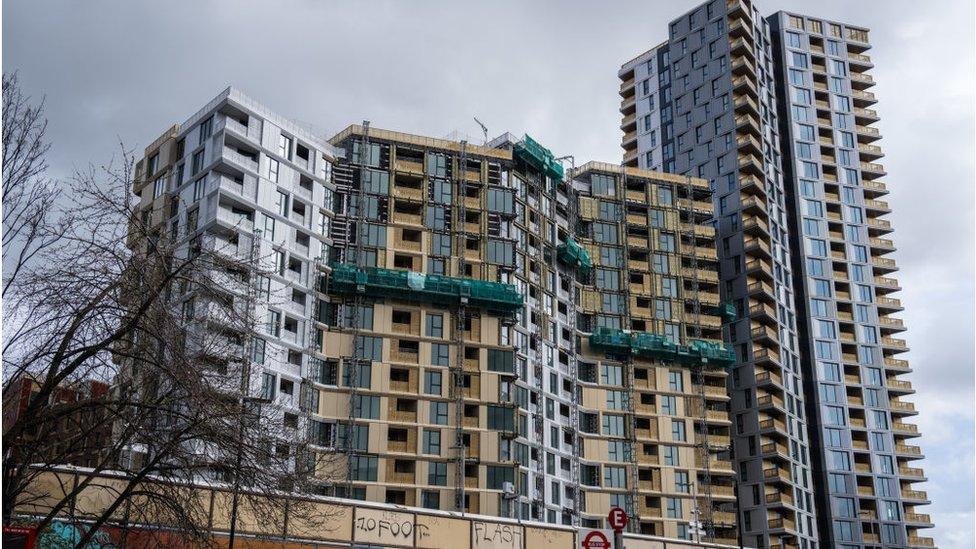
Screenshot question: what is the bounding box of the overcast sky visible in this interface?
[4,0,973,545]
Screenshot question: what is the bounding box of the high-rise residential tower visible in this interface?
[619,2,933,548]
[620,2,818,547]
[127,87,743,545]
[768,12,933,549]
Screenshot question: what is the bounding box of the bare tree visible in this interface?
[2,74,337,546]
[1,72,72,298]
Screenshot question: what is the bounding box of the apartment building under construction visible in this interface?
[126,87,742,545]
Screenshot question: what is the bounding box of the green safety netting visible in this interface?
[513,134,564,181]
[556,237,593,278]
[589,327,735,368]
[327,264,523,316]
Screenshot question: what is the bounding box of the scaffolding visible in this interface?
[342,121,371,498]
[684,175,715,542]
[452,141,470,513]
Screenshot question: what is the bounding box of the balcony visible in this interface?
[740,195,766,215]
[867,216,893,234]
[729,17,753,40]
[848,52,873,66]
[222,147,259,173]
[905,513,933,525]
[850,72,876,88]
[890,401,917,415]
[860,161,887,176]
[899,466,926,479]
[620,96,636,114]
[901,489,929,502]
[872,256,898,273]
[619,76,635,95]
[908,537,935,548]
[893,422,919,436]
[734,94,760,117]
[856,125,882,141]
[861,180,888,197]
[743,236,771,259]
[853,89,878,106]
[877,296,904,311]
[887,379,914,393]
[885,357,910,371]
[882,336,909,352]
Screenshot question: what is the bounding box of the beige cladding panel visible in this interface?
[318,387,347,417]
[416,514,470,549]
[482,431,500,461]
[370,423,386,454]
[323,331,352,358]
[581,385,605,410]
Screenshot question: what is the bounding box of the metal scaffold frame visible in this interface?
[452,141,469,513]
[342,121,371,497]
[683,176,716,542]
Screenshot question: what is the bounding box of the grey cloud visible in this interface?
[4,0,973,546]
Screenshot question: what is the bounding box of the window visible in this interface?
[192,149,205,175]
[487,405,515,431]
[658,185,673,205]
[652,253,670,274]
[487,349,515,373]
[349,456,378,481]
[786,31,802,48]
[152,176,166,199]
[146,153,159,176]
[661,395,677,415]
[671,420,686,441]
[602,414,625,436]
[351,395,380,419]
[591,173,615,196]
[592,222,618,244]
[668,371,683,392]
[278,134,293,160]
[252,338,266,364]
[486,466,514,490]
[661,277,677,297]
[604,466,627,488]
[198,116,213,143]
[426,314,443,337]
[267,158,280,182]
[798,124,815,141]
[791,51,808,68]
[600,364,623,385]
[424,370,442,395]
[658,232,675,252]
[422,491,440,510]
[486,239,515,265]
[423,429,441,454]
[663,445,679,466]
[266,310,281,337]
[431,233,451,256]
[422,461,446,486]
[260,372,275,401]
[675,471,690,493]
[665,497,682,518]
[430,401,448,425]
[431,343,449,366]
[595,268,619,290]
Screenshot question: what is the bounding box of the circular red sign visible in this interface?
[607,506,628,531]
[583,530,611,549]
